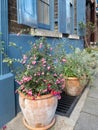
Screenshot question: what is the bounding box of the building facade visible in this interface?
[0,0,86,127]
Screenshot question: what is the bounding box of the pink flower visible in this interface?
[32,61,36,65]
[54,73,57,77]
[17,32,21,36]
[39,43,43,48]
[23,55,27,60]
[16,80,23,85]
[42,72,44,75]
[61,84,65,89]
[62,58,66,62]
[37,72,41,76]
[57,95,61,100]
[47,66,50,70]
[42,89,47,93]
[22,55,28,64]
[20,85,25,90]
[56,79,61,84]
[22,76,32,83]
[28,90,32,96]
[50,47,53,51]
[23,88,28,93]
[15,89,18,93]
[47,84,51,87]
[43,64,46,67]
[43,79,47,82]
[60,74,63,77]
[41,58,46,64]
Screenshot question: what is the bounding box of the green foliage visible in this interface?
[3,38,64,98]
[78,21,95,37]
[63,48,98,83]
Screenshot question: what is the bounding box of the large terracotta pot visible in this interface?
[64,77,87,96]
[19,92,58,130]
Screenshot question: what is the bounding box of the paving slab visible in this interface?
[0,113,27,130]
[74,112,98,130]
[82,97,98,116]
[88,87,98,99]
[0,113,73,130]
[91,76,98,89]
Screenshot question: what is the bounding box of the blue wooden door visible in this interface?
[0,0,15,128]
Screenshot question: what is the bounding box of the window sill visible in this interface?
[30,29,62,38]
[68,34,80,40]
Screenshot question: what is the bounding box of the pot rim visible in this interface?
[65,76,79,80]
[18,91,55,100]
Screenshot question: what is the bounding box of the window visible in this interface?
[17,0,85,36]
[17,0,54,30]
[38,0,50,29]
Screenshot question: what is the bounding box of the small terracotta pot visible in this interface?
[64,77,87,96]
[19,92,58,130]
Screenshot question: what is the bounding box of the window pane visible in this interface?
[38,0,50,26]
[42,0,49,4]
[44,4,49,25]
[38,1,44,24]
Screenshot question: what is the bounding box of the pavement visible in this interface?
[0,74,98,130]
[74,73,98,130]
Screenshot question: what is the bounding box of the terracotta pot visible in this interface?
[19,92,58,130]
[64,77,87,96]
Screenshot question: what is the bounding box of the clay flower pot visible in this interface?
[64,77,87,96]
[19,92,58,130]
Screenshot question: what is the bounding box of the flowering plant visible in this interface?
[4,38,65,99]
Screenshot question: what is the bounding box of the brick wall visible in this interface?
[8,0,30,34]
[54,0,58,31]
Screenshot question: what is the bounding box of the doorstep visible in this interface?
[0,86,90,130]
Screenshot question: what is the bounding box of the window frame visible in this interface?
[17,0,54,31]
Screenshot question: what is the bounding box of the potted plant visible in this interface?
[62,48,93,96]
[3,38,64,130]
[62,47,98,96]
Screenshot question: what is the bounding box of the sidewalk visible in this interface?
[74,74,98,130]
[0,74,98,130]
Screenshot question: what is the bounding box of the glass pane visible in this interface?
[38,0,50,25]
[38,1,44,24]
[66,1,70,32]
[44,4,49,25]
[42,0,49,4]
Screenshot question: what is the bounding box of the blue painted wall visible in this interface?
[9,34,84,54]
[0,0,85,127]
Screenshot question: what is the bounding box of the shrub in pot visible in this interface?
[3,38,65,129]
[63,47,98,96]
[64,54,88,96]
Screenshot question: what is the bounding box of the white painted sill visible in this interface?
[30,28,80,39]
[30,28,62,38]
